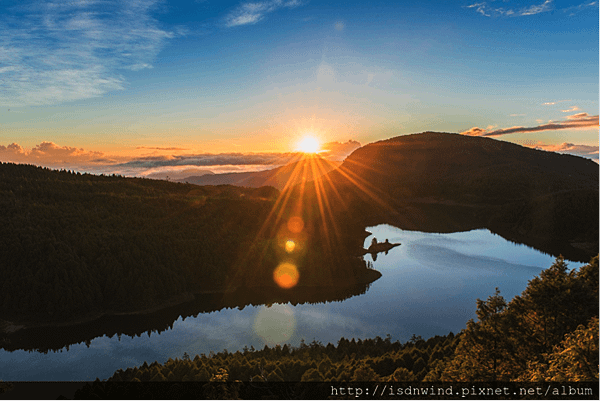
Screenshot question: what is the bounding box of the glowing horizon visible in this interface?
[0,0,597,170]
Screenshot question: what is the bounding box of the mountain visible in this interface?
[176,155,340,190]
[145,169,214,181]
[298,132,599,261]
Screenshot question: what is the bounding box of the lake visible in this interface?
[0,225,583,381]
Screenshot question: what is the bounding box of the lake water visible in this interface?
[0,225,583,381]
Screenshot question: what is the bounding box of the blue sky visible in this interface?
[0,0,598,175]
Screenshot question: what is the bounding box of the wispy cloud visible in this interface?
[519,141,599,161]
[542,99,571,105]
[561,105,580,113]
[519,0,553,15]
[465,2,491,16]
[224,0,304,27]
[563,1,598,16]
[465,0,554,17]
[136,146,190,151]
[0,0,177,106]
[461,112,599,137]
[116,152,304,169]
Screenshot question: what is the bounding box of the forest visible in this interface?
[73,255,598,398]
[0,161,376,324]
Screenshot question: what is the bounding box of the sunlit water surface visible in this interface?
[0,225,583,380]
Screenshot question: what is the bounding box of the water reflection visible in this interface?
[1,280,377,354]
[0,225,586,381]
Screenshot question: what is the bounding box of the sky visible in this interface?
[0,0,598,176]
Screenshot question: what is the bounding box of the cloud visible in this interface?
[561,106,580,113]
[465,2,491,16]
[465,0,554,17]
[0,141,117,167]
[519,0,553,16]
[460,127,487,136]
[0,0,176,106]
[2,139,363,177]
[563,1,598,15]
[320,140,361,160]
[542,99,571,105]
[136,146,190,151]
[224,0,304,27]
[461,113,599,137]
[565,112,593,120]
[519,141,599,161]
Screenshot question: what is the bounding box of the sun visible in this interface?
[296,136,321,154]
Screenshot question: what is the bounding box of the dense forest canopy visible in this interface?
[0,160,375,324]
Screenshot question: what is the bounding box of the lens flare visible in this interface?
[253,304,296,346]
[287,216,304,233]
[285,240,296,253]
[273,262,299,289]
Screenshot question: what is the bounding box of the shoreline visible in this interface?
[0,289,219,334]
[0,267,380,335]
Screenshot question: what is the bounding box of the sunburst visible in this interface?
[296,136,320,154]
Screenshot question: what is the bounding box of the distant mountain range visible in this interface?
[176,155,340,191]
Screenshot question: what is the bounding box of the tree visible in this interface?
[300,368,324,382]
[519,317,599,381]
[509,255,597,369]
[441,288,518,381]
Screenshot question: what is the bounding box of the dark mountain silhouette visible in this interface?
[297,132,598,261]
[176,155,340,190]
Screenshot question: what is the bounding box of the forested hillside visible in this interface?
[0,162,377,325]
[0,163,279,322]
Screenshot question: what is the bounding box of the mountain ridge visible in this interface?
[176,155,340,190]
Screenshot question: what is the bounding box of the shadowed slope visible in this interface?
[300,132,598,261]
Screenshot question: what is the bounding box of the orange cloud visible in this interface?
[460,113,599,137]
[319,140,361,160]
[520,141,599,162]
[1,139,363,178]
[136,146,190,151]
[0,141,114,167]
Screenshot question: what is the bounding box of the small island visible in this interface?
[362,237,401,256]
